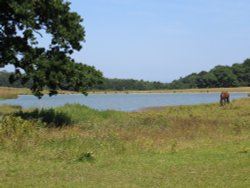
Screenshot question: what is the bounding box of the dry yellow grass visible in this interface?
[0,87,31,99]
[1,86,250,100]
[0,87,80,99]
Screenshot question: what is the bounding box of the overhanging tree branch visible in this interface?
[0,0,103,98]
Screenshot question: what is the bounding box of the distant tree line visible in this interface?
[1,58,250,90]
[0,71,169,91]
[95,78,169,91]
[0,71,32,88]
[168,59,250,89]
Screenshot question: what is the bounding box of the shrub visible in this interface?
[0,115,36,151]
[15,108,72,128]
[77,151,95,162]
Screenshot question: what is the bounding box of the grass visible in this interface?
[0,105,22,116]
[0,98,250,187]
[0,87,79,99]
[0,87,31,99]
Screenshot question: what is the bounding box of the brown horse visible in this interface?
[220,91,230,106]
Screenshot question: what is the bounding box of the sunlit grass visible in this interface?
[0,87,31,99]
[0,97,249,187]
[0,105,22,116]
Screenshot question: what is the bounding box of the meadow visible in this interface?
[0,94,249,187]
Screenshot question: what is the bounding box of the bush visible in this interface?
[15,108,72,128]
[77,151,95,162]
[0,115,36,151]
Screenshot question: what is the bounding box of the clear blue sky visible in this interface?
[2,0,250,82]
[68,0,250,82]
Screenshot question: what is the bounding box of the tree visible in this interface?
[232,63,248,86]
[0,0,103,98]
[196,71,217,88]
[241,59,250,86]
[211,66,239,87]
[0,70,32,87]
[182,73,198,88]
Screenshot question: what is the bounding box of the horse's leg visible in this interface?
[220,98,224,106]
[220,94,223,106]
[222,98,227,106]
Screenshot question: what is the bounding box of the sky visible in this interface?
[3,0,250,82]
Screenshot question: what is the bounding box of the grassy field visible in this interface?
[0,96,249,187]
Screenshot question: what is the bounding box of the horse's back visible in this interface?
[221,91,229,98]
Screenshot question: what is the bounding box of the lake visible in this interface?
[0,92,248,111]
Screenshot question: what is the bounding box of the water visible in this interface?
[0,93,247,111]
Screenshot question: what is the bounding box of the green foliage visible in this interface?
[55,104,125,129]
[96,78,169,91]
[0,71,170,91]
[77,151,95,162]
[0,71,31,88]
[0,115,35,151]
[0,0,103,98]
[0,116,33,137]
[196,71,217,88]
[211,65,239,87]
[12,104,125,129]
[169,58,250,89]
[15,108,72,128]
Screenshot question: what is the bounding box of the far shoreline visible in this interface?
[0,86,250,100]
[89,86,250,94]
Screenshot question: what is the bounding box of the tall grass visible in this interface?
[0,98,249,187]
[0,87,79,99]
[0,87,31,99]
[0,105,22,116]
